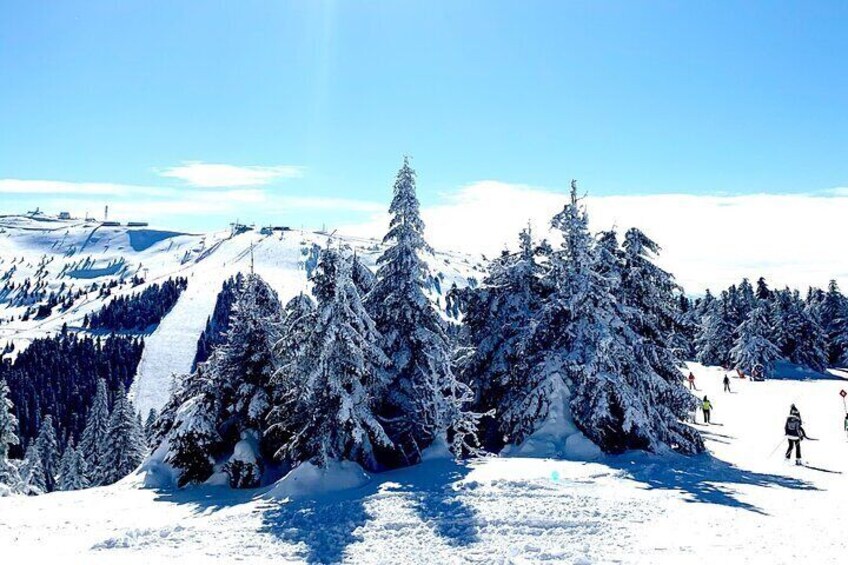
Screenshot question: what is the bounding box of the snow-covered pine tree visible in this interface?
[771,288,827,371]
[35,415,60,492]
[0,379,22,493]
[620,228,682,363]
[695,299,735,367]
[57,438,74,487]
[58,440,90,491]
[815,280,848,366]
[143,408,159,448]
[213,273,282,443]
[521,182,703,454]
[79,378,111,486]
[366,157,479,464]
[61,444,89,491]
[155,273,283,486]
[276,249,392,470]
[755,277,772,301]
[19,443,46,495]
[165,382,220,487]
[266,292,316,456]
[102,387,145,485]
[671,293,700,360]
[731,302,781,378]
[458,226,550,451]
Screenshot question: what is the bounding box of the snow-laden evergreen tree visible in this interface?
[211,273,282,441]
[154,273,283,486]
[275,249,392,469]
[35,415,60,492]
[19,443,46,495]
[520,182,703,454]
[366,157,479,464]
[79,378,111,486]
[731,303,781,378]
[57,438,74,487]
[58,441,89,491]
[695,299,735,367]
[671,293,700,360]
[0,379,22,493]
[755,277,772,301]
[815,280,848,365]
[165,381,219,487]
[771,288,827,371]
[620,228,687,369]
[102,387,145,485]
[266,292,316,455]
[457,226,550,451]
[143,408,159,448]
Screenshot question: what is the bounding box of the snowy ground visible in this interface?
[2,365,847,564]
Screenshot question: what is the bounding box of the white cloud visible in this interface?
[341,181,848,294]
[157,162,304,188]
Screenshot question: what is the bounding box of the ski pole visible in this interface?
[767,436,787,458]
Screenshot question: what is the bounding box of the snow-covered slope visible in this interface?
[2,365,847,563]
[0,214,484,416]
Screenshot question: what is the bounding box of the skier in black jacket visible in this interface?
[785,408,806,464]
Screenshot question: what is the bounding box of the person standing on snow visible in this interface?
[688,372,697,391]
[702,396,713,424]
[723,374,731,393]
[785,407,807,464]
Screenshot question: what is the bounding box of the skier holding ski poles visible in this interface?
[702,396,713,424]
[723,374,731,393]
[785,406,807,465]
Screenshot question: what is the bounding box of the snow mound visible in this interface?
[265,460,371,500]
[502,377,602,461]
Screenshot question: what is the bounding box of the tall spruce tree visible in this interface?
[35,415,60,492]
[0,379,22,492]
[156,273,283,486]
[731,303,781,378]
[266,292,317,456]
[59,443,89,491]
[458,226,550,451]
[213,273,282,439]
[19,443,46,495]
[102,387,145,485]
[521,182,702,454]
[695,299,735,367]
[366,157,479,464]
[79,378,110,486]
[276,249,392,469]
[771,289,827,371]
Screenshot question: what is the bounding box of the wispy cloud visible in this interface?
[156,161,304,188]
[341,181,848,293]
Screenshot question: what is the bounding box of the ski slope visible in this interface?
[1,365,847,563]
[0,214,485,416]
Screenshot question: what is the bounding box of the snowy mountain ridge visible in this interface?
[0,213,485,416]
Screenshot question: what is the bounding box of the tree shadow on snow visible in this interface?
[389,458,479,547]
[258,458,479,564]
[258,483,377,565]
[605,453,817,515]
[152,484,261,514]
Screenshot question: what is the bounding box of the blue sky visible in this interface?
[1,1,847,233]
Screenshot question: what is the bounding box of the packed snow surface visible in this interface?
[2,364,847,563]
